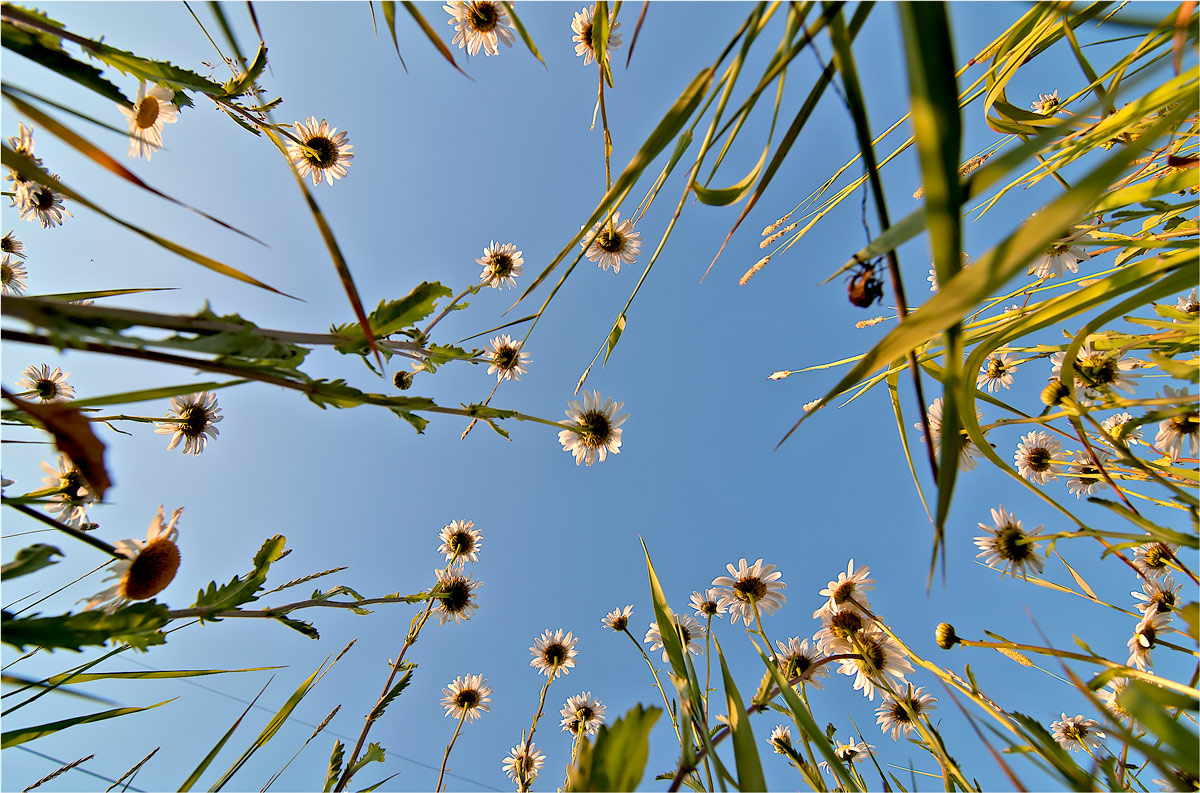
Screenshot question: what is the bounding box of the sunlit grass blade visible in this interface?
[71,381,247,408]
[501,2,545,68]
[0,674,113,705]
[379,2,408,70]
[401,1,469,78]
[31,287,176,302]
[43,667,282,686]
[625,0,648,67]
[714,637,765,792]
[179,679,272,792]
[1,698,175,748]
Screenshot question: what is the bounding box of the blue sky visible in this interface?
[2,2,1194,791]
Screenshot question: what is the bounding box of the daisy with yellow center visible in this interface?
[814,558,874,619]
[775,636,828,689]
[119,83,179,160]
[571,4,623,66]
[39,454,95,528]
[501,742,545,786]
[286,117,354,186]
[974,504,1045,578]
[582,211,642,273]
[875,685,937,740]
[477,241,524,288]
[440,674,492,722]
[601,604,633,631]
[154,391,223,455]
[643,613,705,662]
[438,519,482,565]
[443,1,515,56]
[558,390,627,466]
[83,506,183,611]
[5,122,42,188]
[432,567,481,625]
[487,335,531,382]
[16,363,74,403]
[712,557,787,625]
[1,254,26,296]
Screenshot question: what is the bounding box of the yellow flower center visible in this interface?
[468,1,499,32]
[576,410,611,448]
[121,538,181,600]
[303,136,339,168]
[135,96,161,130]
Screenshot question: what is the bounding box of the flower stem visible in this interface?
[435,710,467,792]
[518,672,556,792]
[621,627,684,747]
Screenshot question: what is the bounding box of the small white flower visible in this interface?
[530,628,578,677]
[16,178,73,228]
[501,742,545,785]
[1101,412,1143,446]
[835,628,913,701]
[1133,575,1180,618]
[775,636,827,689]
[571,4,622,66]
[39,454,95,528]
[286,117,353,186]
[559,691,606,735]
[1100,677,1131,718]
[689,589,726,619]
[440,674,492,721]
[768,724,793,754]
[876,685,937,740]
[820,741,874,773]
[1031,89,1061,113]
[1174,289,1199,318]
[601,604,633,631]
[1050,340,1141,398]
[487,334,530,382]
[2,230,26,259]
[432,567,481,625]
[477,241,523,289]
[558,390,628,466]
[154,392,222,455]
[1014,430,1068,484]
[814,558,874,619]
[1031,227,1091,279]
[438,519,482,565]
[1155,385,1198,460]
[1065,451,1109,498]
[15,363,74,403]
[977,351,1018,392]
[118,82,179,160]
[82,506,183,611]
[644,613,705,663]
[711,557,786,625]
[582,211,641,273]
[1128,611,1170,671]
[1050,713,1104,752]
[1132,542,1179,579]
[6,123,42,179]
[927,267,938,292]
[916,397,984,472]
[444,1,515,56]
[975,504,1045,578]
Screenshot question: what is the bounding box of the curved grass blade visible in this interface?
[379,2,409,70]
[2,699,175,748]
[179,679,272,792]
[625,1,649,67]
[401,1,469,78]
[70,381,246,409]
[0,674,112,705]
[501,2,546,68]
[4,84,133,138]
[714,637,766,792]
[43,667,282,686]
[32,288,176,302]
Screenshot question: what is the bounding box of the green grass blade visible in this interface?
[501,2,545,68]
[72,381,248,408]
[401,1,468,78]
[2,699,175,748]
[44,667,282,686]
[379,2,408,70]
[179,679,272,792]
[714,637,766,792]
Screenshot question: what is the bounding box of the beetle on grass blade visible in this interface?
[847,259,884,308]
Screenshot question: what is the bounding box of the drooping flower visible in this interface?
[975,505,1045,578]
[1133,576,1180,617]
[1065,451,1110,498]
[154,392,222,455]
[440,674,492,722]
[875,685,937,740]
[644,613,705,662]
[601,604,633,631]
[444,1,515,56]
[775,636,827,689]
[571,4,623,66]
[501,742,545,785]
[1155,385,1198,460]
[119,83,179,160]
[1101,412,1143,446]
[559,691,606,735]
[558,390,627,466]
[1014,430,1068,484]
[1128,611,1170,671]
[689,588,727,619]
[1050,713,1105,752]
[814,558,874,619]
[820,741,874,773]
[1031,227,1091,279]
[16,178,73,228]
[916,397,984,471]
[39,454,95,528]
[582,211,641,273]
[1101,677,1131,718]
[530,628,578,677]
[432,567,481,625]
[286,117,353,186]
[1132,542,1179,579]
[768,725,793,755]
[82,506,183,611]
[15,363,74,403]
[977,351,1018,392]
[835,628,914,701]
[1050,340,1141,398]
[487,335,530,382]
[814,607,869,655]
[477,241,524,289]
[438,519,482,565]
[1,254,27,295]
[711,557,786,626]
[2,230,26,259]
[1031,89,1061,113]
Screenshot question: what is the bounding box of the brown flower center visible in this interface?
[468,1,499,32]
[597,229,625,254]
[488,252,514,277]
[303,135,339,168]
[434,576,473,614]
[135,96,161,130]
[542,642,568,668]
[34,188,55,211]
[1026,447,1052,471]
[783,653,812,680]
[577,410,611,448]
[828,610,864,640]
[181,405,210,438]
[493,346,519,370]
[985,357,1006,379]
[996,526,1032,562]
[33,378,58,400]
[121,538,181,600]
[733,576,767,603]
[454,689,481,709]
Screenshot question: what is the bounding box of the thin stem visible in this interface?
[517,674,556,793]
[621,626,684,747]
[435,710,467,793]
[423,284,482,337]
[5,504,121,558]
[164,593,426,619]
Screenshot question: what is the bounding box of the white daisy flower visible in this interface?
[432,567,481,625]
[814,558,874,619]
[559,691,606,735]
[775,636,827,689]
[5,122,42,187]
[15,363,74,403]
[438,519,482,565]
[601,604,633,631]
[558,390,628,466]
[1014,430,1068,484]
[582,211,641,273]
[1153,767,1200,792]
[1050,340,1141,398]
[1031,227,1091,279]
[711,557,787,626]
[501,742,545,785]
[571,4,622,66]
[1100,677,1131,718]
[477,241,523,288]
[1132,542,1179,579]
[440,674,492,722]
[767,724,793,754]
[1065,451,1109,498]
[487,334,530,382]
[977,351,1018,392]
[1031,89,1061,113]
[975,504,1045,578]
[3,254,28,295]
[1128,611,1170,671]
[813,607,869,655]
[1174,289,1199,318]
[876,685,937,740]
[1050,713,1104,752]
[39,454,95,528]
[1133,575,1180,618]
[835,628,914,701]
[1155,385,1198,460]
[2,230,26,259]
[82,506,183,611]
[689,588,727,619]
[286,117,353,186]
[1101,412,1143,446]
[530,628,578,677]
[644,613,705,663]
[119,82,179,160]
[16,178,73,228]
[915,397,984,472]
[820,741,874,773]
[154,391,222,455]
[927,267,938,292]
[443,1,515,56]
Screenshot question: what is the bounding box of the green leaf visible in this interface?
[641,541,687,678]
[333,282,452,355]
[1,544,62,580]
[368,666,413,721]
[192,536,287,620]
[346,742,386,779]
[0,20,128,105]
[73,380,247,408]
[223,43,268,96]
[2,601,169,652]
[1119,681,1200,772]
[44,666,282,686]
[379,2,408,69]
[1009,713,1091,792]
[501,1,546,67]
[604,315,626,365]
[271,615,319,639]
[1,699,174,748]
[324,740,344,793]
[567,704,661,791]
[715,637,766,792]
[401,1,467,77]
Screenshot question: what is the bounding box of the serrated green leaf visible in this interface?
[368,667,413,721]
[192,536,287,619]
[347,742,386,779]
[324,740,345,792]
[1,698,174,748]
[1,543,62,580]
[0,20,128,105]
[272,615,319,639]
[223,43,267,95]
[2,602,169,652]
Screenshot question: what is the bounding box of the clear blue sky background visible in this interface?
[2,2,1194,791]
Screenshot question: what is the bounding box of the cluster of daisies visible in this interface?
[2,230,28,296]
[6,123,72,229]
[442,2,622,67]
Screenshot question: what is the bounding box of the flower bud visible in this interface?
[1041,380,1070,407]
[393,370,414,390]
[935,622,960,649]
